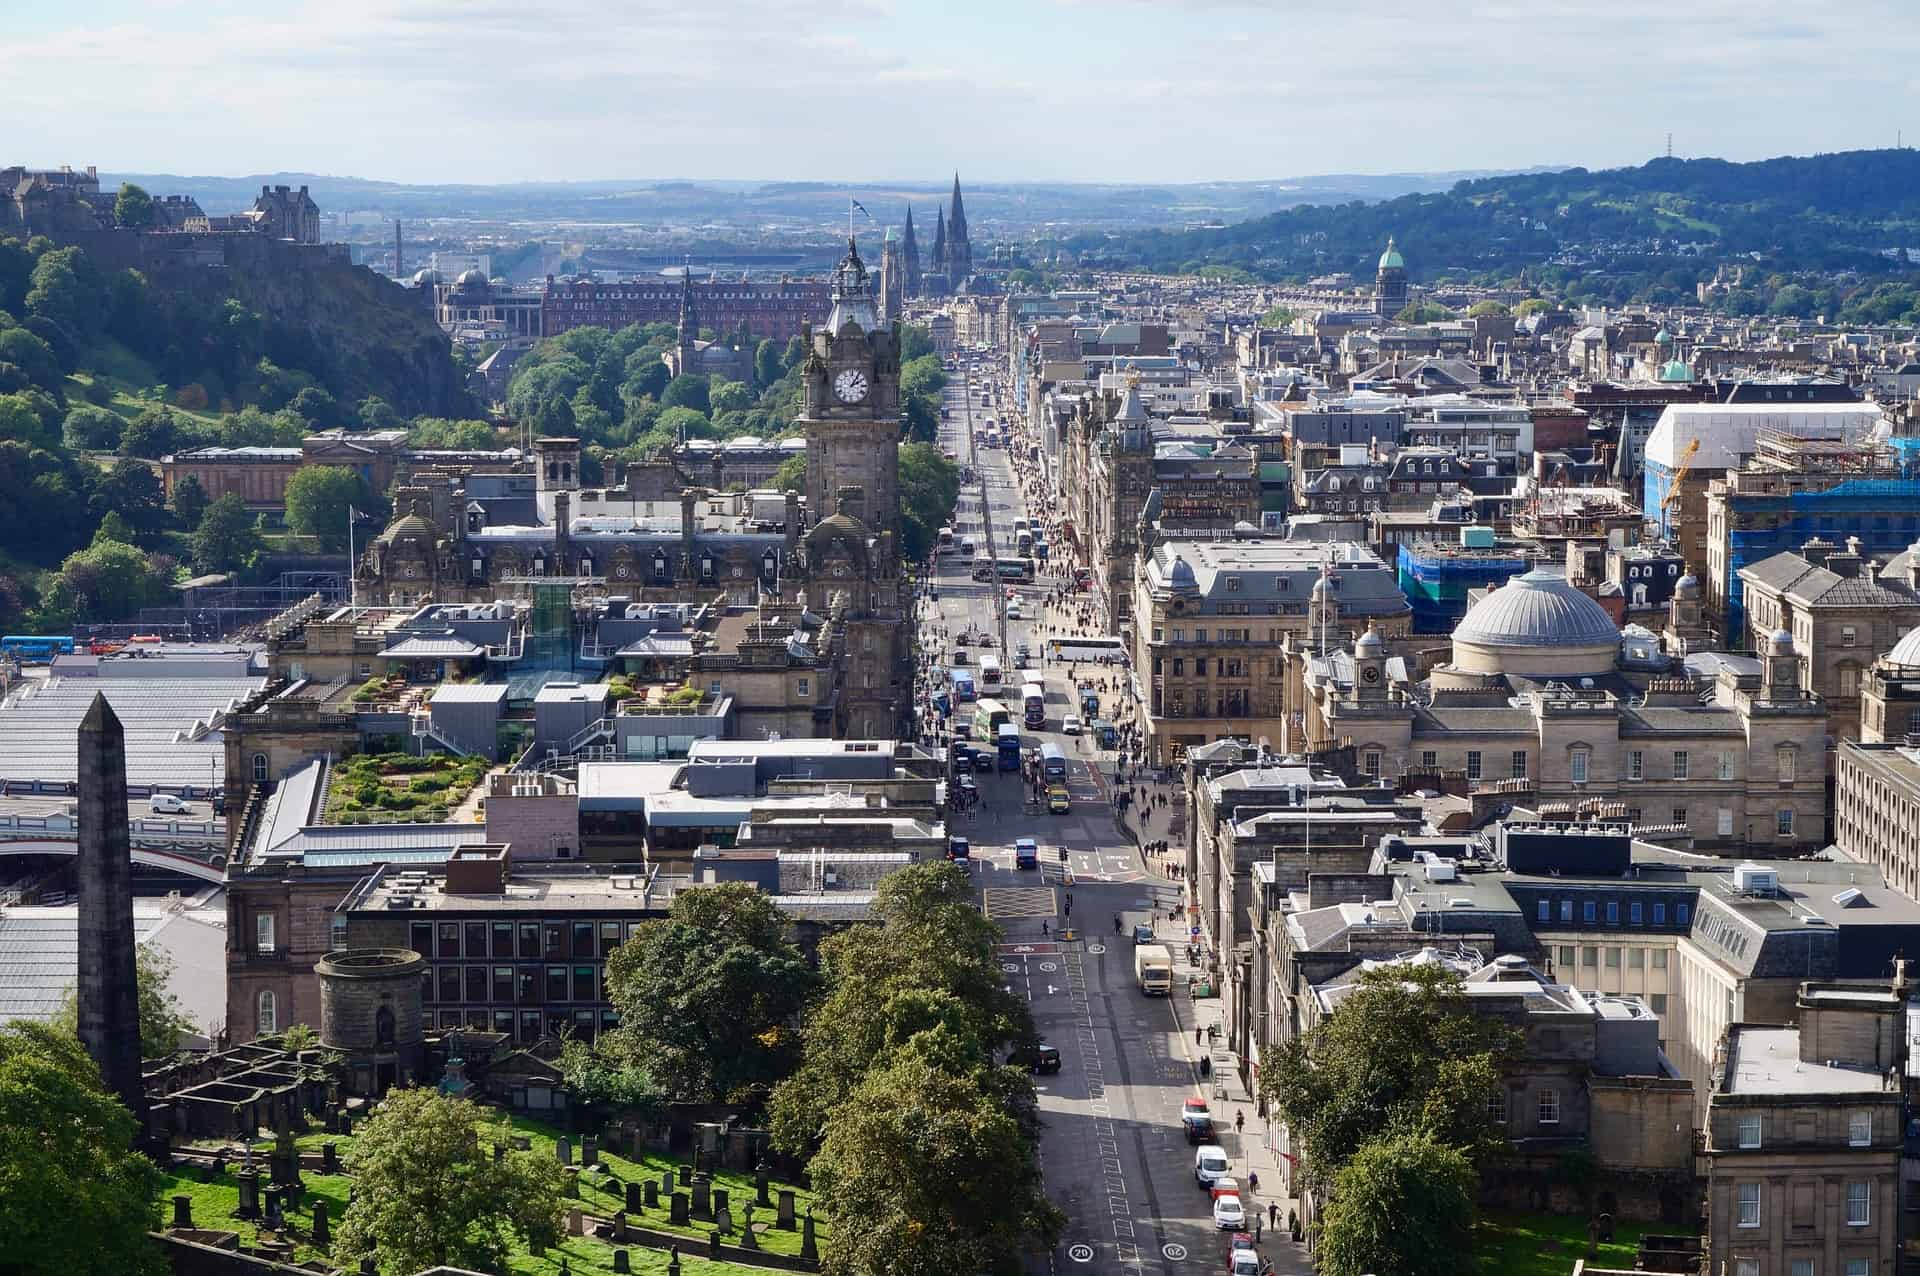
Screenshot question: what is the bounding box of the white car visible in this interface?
[148,793,189,814]
[1194,1144,1230,1188]
[1212,1194,1246,1231]
[1007,601,1023,619]
[1062,715,1083,736]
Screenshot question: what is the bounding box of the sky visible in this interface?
[5,0,1917,185]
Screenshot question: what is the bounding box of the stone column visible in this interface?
[77,694,144,1127]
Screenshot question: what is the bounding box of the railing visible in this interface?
[566,717,616,755]
[616,698,714,717]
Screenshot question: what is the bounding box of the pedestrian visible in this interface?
[1236,1110,1245,1135]
[1195,1027,1203,1045]
[1268,1203,1278,1230]
[1254,1216,1262,1243]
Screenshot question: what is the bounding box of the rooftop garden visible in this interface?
[161,1110,819,1276]
[322,752,490,825]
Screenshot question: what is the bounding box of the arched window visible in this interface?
[1327,477,1341,494]
[252,753,268,784]
[376,1005,395,1048]
[257,990,277,1036]
[546,461,558,481]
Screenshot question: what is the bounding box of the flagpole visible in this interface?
[348,505,358,609]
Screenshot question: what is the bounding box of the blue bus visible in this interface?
[1040,742,1067,784]
[2,635,74,664]
[950,669,977,702]
[996,723,1021,771]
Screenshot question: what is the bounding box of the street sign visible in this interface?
[1067,1244,1095,1263]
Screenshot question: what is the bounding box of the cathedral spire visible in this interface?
[931,205,947,281]
[901,205,922,296]
[677,257,698,349]
[946,174,970,283]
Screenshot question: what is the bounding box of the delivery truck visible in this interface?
[1134,943,1173,996]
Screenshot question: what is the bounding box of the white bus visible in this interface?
[979,654,1003,687]
[1046,636,1129,665]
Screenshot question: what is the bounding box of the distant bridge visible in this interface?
[0,838,225,883]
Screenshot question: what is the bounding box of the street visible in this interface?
[913,355,1307,1276]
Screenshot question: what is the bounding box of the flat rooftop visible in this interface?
[1723,1025,1893,1096]
[0,677,265,789]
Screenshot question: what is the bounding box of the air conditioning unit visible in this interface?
[1733,863,1777,895]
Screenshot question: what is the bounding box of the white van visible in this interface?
[148,793,189,815]
[1193,1144,1230,1188]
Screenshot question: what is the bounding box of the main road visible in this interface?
[912,357,1306,1276]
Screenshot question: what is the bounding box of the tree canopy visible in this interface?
[0,1022,163,1276]
[53,943,196,1059]
[335,1089,562,1274]
[1315,1134,1477,1276]
[284,465,377,551]
[190,492,265,576]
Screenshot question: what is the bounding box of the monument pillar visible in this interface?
[78,693,146,1128]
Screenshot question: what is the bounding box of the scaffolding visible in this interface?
[1395,541,1533,634]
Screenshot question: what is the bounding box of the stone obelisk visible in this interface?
[77,692,145,1127]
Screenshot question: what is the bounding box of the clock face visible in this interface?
[1362,665,1381,683]
[834,369,870,404]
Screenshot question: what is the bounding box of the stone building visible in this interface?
[540,273,829,343]
[1292,570,1832,852]
[1833,741,1920,902]
[1738,537,1920,741]
[1372,237,1409,318]
[1132,539,1412,766]
[1859,612,1920,746]
[1702,979,1906,1276]
[250,184,321,243]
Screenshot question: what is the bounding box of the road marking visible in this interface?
[1163,1243,1188,1261]
[1067,1244,1095,1263]
[1086,943,1106,955]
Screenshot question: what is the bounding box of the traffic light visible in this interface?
[1064,892,1073,916]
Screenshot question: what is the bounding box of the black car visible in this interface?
[1010,1042,1062,1074]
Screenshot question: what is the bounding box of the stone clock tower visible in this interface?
[798,237,901,535]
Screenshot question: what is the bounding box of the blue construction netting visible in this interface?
[1721,477,1920,639]
[1396,544,1529,634]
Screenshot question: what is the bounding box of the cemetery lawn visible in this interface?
[1474,1209,1648,1276]
[160,1110,825,1274]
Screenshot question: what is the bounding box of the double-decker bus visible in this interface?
[2,635,75,664]
[971,557,1035,584]
[936,526,955,554]
[1021,681,1046,729]
[1040,742,1068,784]
[978,654,1003,688]
[1045,636,1128,665]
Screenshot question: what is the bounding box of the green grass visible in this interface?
[1474,1209,1648,1276]
[168,1111,814,1275]
[323,752,491,824]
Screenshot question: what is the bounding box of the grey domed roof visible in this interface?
[456,267,488,289]
[411,268,441,286]
[1355,626,1385,654]
[1454,570,1618,649]
[1889,625,1920,666]
[1168,555,1197,590]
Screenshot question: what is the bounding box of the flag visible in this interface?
[851,198,873,221]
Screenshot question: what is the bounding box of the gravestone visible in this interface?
[581,1134,598,1166]
[493,1144,506,1164]
[801,1209,817,1261]
[359,1260,376,1276]
[776,1189,796,1229]
[170,1195,193,1229]
[670,1192,689,1226]
[612,1251,629,1275]
[234,1167,261,1220]
[512,1134,531,1151]
[565,1207,585,1237]
[322,1142,340,1174]
[661,1169,675,1198]
[741,1204,759,1251]
[1597,1213,1615,1244]
[716,1197,733,1236]
[755,1161,771,1207]
[625,1181,644,1214]
[529,1237,545,1258]
[643,1180,659,1210]
[312,1199,329,1248]
[265,1189,286,1230]
[562,1165,580,1197]
[708,1230,721,1259]
[611,1211,627,1242]
[690,1176,711,1219]
[556,1136,573,1166]
[677,1164,692,1187]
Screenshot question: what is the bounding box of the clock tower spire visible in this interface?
[798,234,900,539]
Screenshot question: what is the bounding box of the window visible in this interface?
[1738,1182,1761,1227]
[1488,1089,1507,1124]
[1791,1262,1813,1276]
[1538,899,1551,922]
[1466,751,1482,781]
[1583,900,1597,923]
[1850,1111,1872,1147]
[1672,750,1689,780]
[1674,807,1688,826]
[1606,901,1619,924]
[1778,808,1795,837]
[1735,1263,1759,1276]
[1363,751,1381,779]
[1842,625,1858,647]
[1512,750,1528,779]
[1630,901,1643,925]
[1581,946,1598,967]
[1538,1089,1560,1125]
[1719,752,1734,781]
[1677,903,1690,925]
[1605,947,1621,969]
[1421,751,1438,770]
[1737,1114,1762,1148]
[1718,808,1734,837]
[329,915,348,951]
[252,753,268,784]
[546,966,569,1002]
[1571,749,1589,784]
[255,912,276,955]
[257,990,277,1036]
[1848,1263,1871,1276]
[1778,747,1796,784]
[1560,900,1573,922]
[493,966,513,1003]
[1653,902,1666,924]
[796,677,809,698]
[1629,947,1644,969]
[1847,1181,1870,1226]
[1653,949,1668,970]
[1649,993,1667,1014]
[1558,945,1576,968]
[1628,750,1644,781]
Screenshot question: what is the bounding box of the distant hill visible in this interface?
[96,169,1562,233]
[1074,149,1920,281]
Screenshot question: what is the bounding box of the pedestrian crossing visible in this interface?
[982,885,1058,920]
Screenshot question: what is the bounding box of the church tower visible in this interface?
[879,226,905,322]
[675,261,699,374]
[798,236,901,537]
[946,174,972,283]
[901,206,922,296]
[929,207,948,294]
[1373,236,1408,318]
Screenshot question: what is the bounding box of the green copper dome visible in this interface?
[1659,359,1693,383]
[1378,237,1405,271]
[1654,327,1672,344]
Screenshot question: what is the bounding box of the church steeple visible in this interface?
[901,205,922,296]
[930,206,947,282]
[676,259,698,347]
[946,174,971,282]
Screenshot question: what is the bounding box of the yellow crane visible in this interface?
[1660,437,1701,531]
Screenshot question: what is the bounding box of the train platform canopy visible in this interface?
[0,677,265,791]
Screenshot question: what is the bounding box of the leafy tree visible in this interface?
[407,417,497,450]
[809,1034,1060,1276]
[191,493,264,576]
[709,377,754,415]
[25,247,107,340]
[898,442,960,561]
[169,473,208,528]
[902,391,938,445]
[897,323,934,362]
[118,407,179,460]
[0,1022,164,1276]
[1394,302,1456,324]
[0,326,60,391]
[557,1035,664,1123]
[1260,305,1296,327]
[90,458,168,538]
[0,238,30,314]
[1514,298,1552,317]
[602,883,818,1103]
[655,405,710,442]
[0,440,94,560]
[355,396,401,430]
[285,385,337,427]
[900,354,947,402]
[661,372,710,414]
[53,944,195,1059]
[62,404,124,452]
[334,1089,562,1275]
[284,466,376,552]
[37,536,175,625]
[773,453,806,493]
[753,337,784,389]
[112,183,154,229]
[1315,1134,1476,1276]
[1259,962,1517,1193]
[1465,300,1511,317]
[0,392,60,450]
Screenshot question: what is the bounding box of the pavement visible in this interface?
[919,362,1309,1275]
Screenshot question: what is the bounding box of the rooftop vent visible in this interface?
[1732,862,1778,896]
